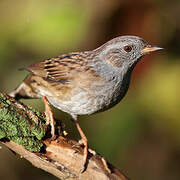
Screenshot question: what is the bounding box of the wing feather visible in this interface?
[21,52,91,84]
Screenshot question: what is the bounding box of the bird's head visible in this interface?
[98,36,163,69]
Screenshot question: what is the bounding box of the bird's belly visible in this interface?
[46,83,127,116]
[46,91,101,115]
[27,76,112,115]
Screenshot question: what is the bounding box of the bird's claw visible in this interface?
[50,135,57,141]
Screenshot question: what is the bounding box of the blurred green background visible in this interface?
[0,0,180,179]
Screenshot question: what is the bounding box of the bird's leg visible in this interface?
[42,96,56,139]
[72,115,88,173]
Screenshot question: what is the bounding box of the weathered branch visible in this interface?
[0,93,128,180]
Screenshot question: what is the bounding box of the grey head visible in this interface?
[96,35,162,68]
[90,35,162,80]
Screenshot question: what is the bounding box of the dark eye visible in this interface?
[124,45,132,52]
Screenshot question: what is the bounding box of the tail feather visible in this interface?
[9,81,36,100]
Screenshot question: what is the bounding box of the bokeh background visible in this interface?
[0,0,180,179]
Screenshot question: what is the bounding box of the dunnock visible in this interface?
[9,35,162,171]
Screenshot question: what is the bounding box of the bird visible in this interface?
[9,35,162,172]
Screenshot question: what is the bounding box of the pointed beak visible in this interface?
[141,45,163,54]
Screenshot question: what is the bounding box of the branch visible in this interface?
[0,93,128,180]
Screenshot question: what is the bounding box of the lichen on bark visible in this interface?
[0,93,46,152]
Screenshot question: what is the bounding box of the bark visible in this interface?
[0,93,128,180]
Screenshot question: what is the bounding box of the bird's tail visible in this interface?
[9,74,40,100]
[9,82,30,100]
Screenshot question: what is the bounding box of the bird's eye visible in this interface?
[124,45,132,52]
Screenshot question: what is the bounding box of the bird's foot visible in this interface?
[42,96,56,139]
[50,134,57,141]
[79,138,89,173]
[71,138,89,173]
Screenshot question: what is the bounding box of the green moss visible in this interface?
[0,93,47,152]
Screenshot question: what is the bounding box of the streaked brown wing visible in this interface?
[21,52,90,84]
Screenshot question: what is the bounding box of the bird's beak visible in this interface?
[141,45,163,54]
